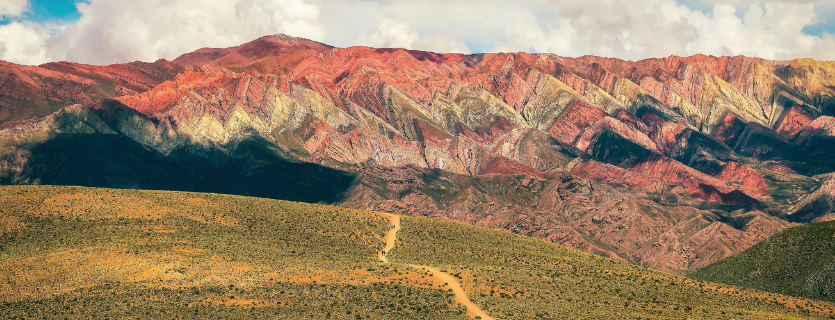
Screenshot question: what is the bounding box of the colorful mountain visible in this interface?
[0,59,183,126]
[1,34,834,274]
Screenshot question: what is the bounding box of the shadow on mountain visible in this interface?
[587,129,659,166]
[722,121,834,175]
[674,129,738,175]
[15,133,356,204]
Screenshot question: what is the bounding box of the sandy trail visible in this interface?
[377,213,400,263]
[420,265,495,320]
[377,213,493,320]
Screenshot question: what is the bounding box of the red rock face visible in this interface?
[776,105,814,137]
[623,156,758,205]
[714,161,771,197]
[479,157,552,179]
[0,59,184,126]
[2,34,833,274]
[711,112,748,144]
[548,100,607,146]
[571,160,653,189]
[795,116,835,144]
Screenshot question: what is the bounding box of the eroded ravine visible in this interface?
[377,213,494,320]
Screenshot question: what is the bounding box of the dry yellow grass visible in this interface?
[1,185,834,319]
[0,215,24,234]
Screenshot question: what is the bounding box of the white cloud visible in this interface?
[358,18,471,54]
[696,0,818,4]
[359,19,418,49]
[687,3,825,59]
[412,34,471,55]
[337,0,834,60]
[488,0,700,58]
[0,21,48,65]
[0,0,834,65]
[45,0,326,65]
[0,0,27,17]
[315,0,703,58]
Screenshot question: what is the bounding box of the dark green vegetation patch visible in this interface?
[691,220,835,303]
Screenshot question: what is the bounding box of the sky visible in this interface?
[0,0,834,65]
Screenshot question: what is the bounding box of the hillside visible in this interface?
[0,59,184,126]
[2,34,835,274]
[1,185,835,319]
[690,220,835,303]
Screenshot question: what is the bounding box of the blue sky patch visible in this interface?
[803,23,835,37]
[1,0,82,25]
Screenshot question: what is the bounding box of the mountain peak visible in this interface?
[257,34,330,47]
[172,34,332,73]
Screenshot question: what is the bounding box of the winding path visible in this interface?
[419,265,495,320]
[377,213,494,320]
[377,213,400,263]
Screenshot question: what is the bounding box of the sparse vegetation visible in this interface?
[0,185,462,319]
[1,185,834,319]
[690,220,835,303]
[391,216,835,319]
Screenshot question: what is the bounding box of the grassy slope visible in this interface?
[0,185,833,319]
[690,220,835,303]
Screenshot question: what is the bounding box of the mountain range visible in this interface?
[2,34,835,275]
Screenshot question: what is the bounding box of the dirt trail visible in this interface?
[420,265,495,320]
[377,213,400,263]
[377,213,493,320]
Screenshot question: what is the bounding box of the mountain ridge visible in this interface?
[1,34,834,274]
